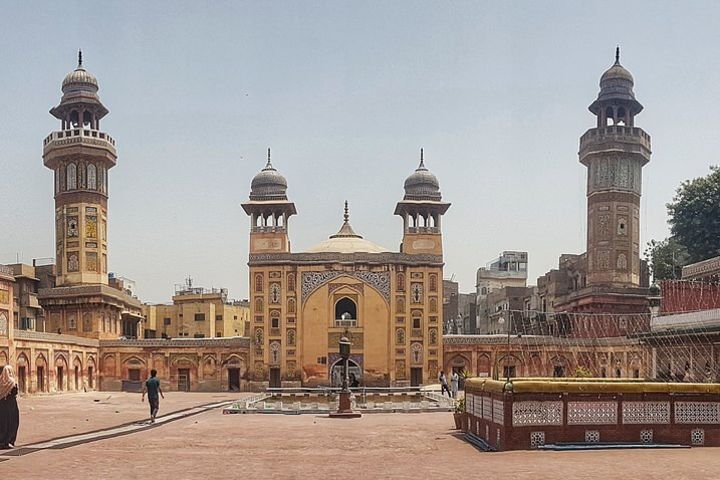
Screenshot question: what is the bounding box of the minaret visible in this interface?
[43,51,115,286]
[242,149,297,253]
[580,48,650,287]
[394,149,450,255]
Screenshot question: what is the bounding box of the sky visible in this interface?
[1,1,720,303]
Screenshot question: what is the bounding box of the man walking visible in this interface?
[141,369,165,423]
[439,371,451,397]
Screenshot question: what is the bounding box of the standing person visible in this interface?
[439,371,451,397]
[450,371,459,399]
[0,365,19,449]
[141,369,165,424]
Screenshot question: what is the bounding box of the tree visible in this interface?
[667,166,720,263]
[644,237,690,281]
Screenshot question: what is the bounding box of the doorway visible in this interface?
[74,366,79,390]
[228,368,240,391]
[18,366,26,393]
[178,368,190,391]
[269,367,281,388]
[57,366,64,391]
[88,366,94,389]
[410,367,423,387]
[37,366,45,392]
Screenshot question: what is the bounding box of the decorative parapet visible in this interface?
[14,329,100,347]
[682,255,720,280]
[43,129,116,156]
[301,270,390,302]
[99,337,251,348]
[249,252,443,266]
[442,334,642,347]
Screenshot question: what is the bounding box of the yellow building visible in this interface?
[242,149,449,387]
[143,285,249,339]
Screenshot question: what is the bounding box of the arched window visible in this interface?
[255,297,263,313]
[287,298,296,314]
[429,274,438,292]
[429,297,438,313]
[66,163,77,190]
[287,329,296,346]
[68,315,77,330]
[254,274,264,293]
[87,164,97,189]
[270,283,281,304]
[395,328,406,345]
[287,273,296,292]
[335,297,357,320]
[396,297,405,314]
[396,273,405,291]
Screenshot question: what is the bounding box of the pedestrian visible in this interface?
[141,369,165,424]
[451,371,459,398]
[0,365,19,449]
[439,371,451,397]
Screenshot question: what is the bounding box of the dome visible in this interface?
[589,47,642,115]
[403,149,441,201]
[249,149,289,201]
[61,51,98,94]
[305,201,389,254]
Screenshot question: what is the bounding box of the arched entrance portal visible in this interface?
[330,358,362,387]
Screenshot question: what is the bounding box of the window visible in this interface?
[413,318,421,329]
[254,274,264,292]
[68,315,77,330]
[271,312,280,329]
[429,274,438,292]
[287,273,296,292]
[217,332,222,337]
[194,333,205,338]
[215,315,222,321]
[334,297,357,327]
[66,163,77,190]
[317,356,327,365]
[194,313,205,322]
[87,163,97,189]
[164,317,171,325]
[503,366,516,379]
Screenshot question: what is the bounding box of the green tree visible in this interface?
[667,166,720,263]
[644,237,690,281]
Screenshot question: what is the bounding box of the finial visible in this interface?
[615,45,620,64]
[78,49,83,68]
[419,148,426,169]
[343,200,349,224]
[265,147,272,168]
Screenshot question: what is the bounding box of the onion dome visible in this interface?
[61,50,99,94]
[306,201,388,254]
[590,47,642,115]
[249,148,289,201]
[403,149,442,201]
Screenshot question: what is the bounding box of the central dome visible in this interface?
[306,201,389,254]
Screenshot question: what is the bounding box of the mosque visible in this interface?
[243,149,450,387]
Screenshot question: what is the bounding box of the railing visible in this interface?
[334,318,357,327]
[43,129,117,154]
[407,227,440,234]
[579,125,651,151]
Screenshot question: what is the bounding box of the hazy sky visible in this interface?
[1,1,719,303]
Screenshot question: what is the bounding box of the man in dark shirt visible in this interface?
[141,369,165,423]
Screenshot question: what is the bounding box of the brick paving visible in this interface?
[5,394,720,479]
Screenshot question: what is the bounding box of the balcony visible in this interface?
[334,318,357,328]
[43,129,117,157]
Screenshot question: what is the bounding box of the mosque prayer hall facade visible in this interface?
[243,150,449,387]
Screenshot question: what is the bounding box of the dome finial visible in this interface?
[419,148,426,169]
[78,49,83,68]
[343,200,349,224]
[265,147,272,168]
[615,45,620,65]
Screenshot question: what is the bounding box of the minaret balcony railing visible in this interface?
[43,129,116,156]
[579,125,651,153]
[407,226,440,234]
[251,226,287,234]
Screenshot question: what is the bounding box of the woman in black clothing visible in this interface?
[0,365,19,449]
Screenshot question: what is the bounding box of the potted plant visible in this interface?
[453,397,467,430]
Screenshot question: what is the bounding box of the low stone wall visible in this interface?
[465,378,720,450]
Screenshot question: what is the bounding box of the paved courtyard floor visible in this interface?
[4,392,720,479]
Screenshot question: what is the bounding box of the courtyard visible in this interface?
[1,392,719,479]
